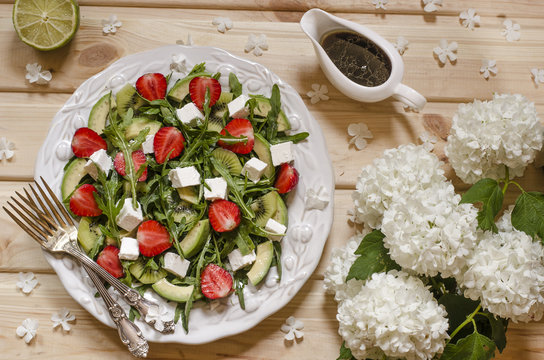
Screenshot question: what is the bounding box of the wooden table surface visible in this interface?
[1,1,544,359]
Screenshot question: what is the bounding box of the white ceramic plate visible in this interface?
[34,45,334,344]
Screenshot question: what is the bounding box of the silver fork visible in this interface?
[3,177,175,334]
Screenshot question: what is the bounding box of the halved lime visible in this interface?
[12,0,79,51]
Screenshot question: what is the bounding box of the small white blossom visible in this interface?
[143,290,176,332]
[306,83,329,104]
[16,318,39,344]
[170,54,187,73]
[245,34,268,56]
[422,0,443,13]
[25,63,52,85]
[16,272,38,294]
[419,131,438,151]
[0,137,15,161]
[347,208,357,224]
[531,68,544,86]
[348,123,373,150]
[102,15,122,34]
[502,19,521,42]
[371,0,387,10]
[176,34,194,46]
[393,36,409,55]
[459,9,480,30]
[433,39,458,64]
[280,316,304,341]
[212,17,233,33]
[480,59,498,79]
[305,186,329,210]
[51,308,76,332]
[324,234,364,301]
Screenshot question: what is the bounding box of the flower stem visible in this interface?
[447,303,482,343]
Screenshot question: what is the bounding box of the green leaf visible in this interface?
[229,73,243,98]
[511,191,544,241]
[439,294,480,339]
[346,230,400,281]
[441,332,496,360]
[337,342,356,360]
[479,313,508,353]
[460,178,503,232]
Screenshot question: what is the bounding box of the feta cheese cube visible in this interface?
[176,102,204,126]
[242,157,268,183]
[119,237,139,260]
[84,149,113,180]
[163,252,190,278]
[270,141,294,166]
[228,248,257,271]
[168,166,201,188]
[265,218,287,241]
[227,94,250,118]
[204,177,228,200]
[141,134,155,154]
[116,198,144,231]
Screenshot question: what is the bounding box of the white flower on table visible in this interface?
[0,137,15,161]
[212,17,233,33]
[394,36,409,55]
[25,63,52,85]
[371,0,387,10]
[422,0,442,13]
[170,53,187,73]
[348,122,373,150]
[16,272,38,294]
[501,19,521,42]
[16,318,39,344]
[459,8,480,30]
[102,15,122,34]
[531,68,544,86]
[480,59,498,79]
[433,39,458,64]
[245,34,268,56]
[143,290,175,332]
[305,186,330,211]
[307,84,329,104]
[51,308,76,332]
[419,131,438,151]
[280,316,304,341]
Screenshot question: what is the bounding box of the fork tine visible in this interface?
[40,176,75,227]
[3,207,46,246]
[6,202,53,239]
[9,196,55,235]
[18,189,58,230]
[33,180,67,228]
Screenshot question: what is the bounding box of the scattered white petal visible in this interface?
[394,36,409,55]
[419,131,438,151]
[306,83,329,104]
[280,316,304,341]
[531,68,544,86]
[0,137,15,161]
[176,34,194,46]
[459,9,480,30]
[51,308,76,332]
[422,0,442,12]
[212,17,233,33]
[245,34,268,56]
[16,318,38,344]
[501,19,521,42]
[170,54,187,73]
[102,14,122,34]
[348,123,373,150]
[16,272,38,294]
[143,290,176,332]
[433,39,458,64]
[25,63,52,85]
[371,0,388,10]
[480,59,498,79]
[305,186,330,210]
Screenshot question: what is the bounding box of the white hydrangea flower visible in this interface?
[433,39,458,64]
[501,19,521,42]
[245,34,268,56]
[423,0,443,13]
[51,308,76,332]
[531,68,544,86]
[307,83,329,104]
[338,270,449,360]
[480,59,498,79]
[445,94,543,184]
[25,63,52,85]
[102,14,122,34]
[381,182,479,278]
[371,0,387,10]
[496,205,515,232]
[352,143,446,229]
[170,54,187,73]
[348,123,373,150]
[16,318,39,344]
[394,36,409,55]
[459,9,480,30]
[212,17,233,33]
[280,316,304,341]
[16,272,38,294]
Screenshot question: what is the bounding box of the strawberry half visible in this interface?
[153,127,185,164]
[135,73,167,101]
[69,184,102,217]
[208,199,241,232]
[217,118,254,154]
[97,245,124,278]
[137,220,172,257]
[274,163,299,194]
[71,127,107,158]
[200,263,233,299]
[114,150,148,181]
[189,77,221,109]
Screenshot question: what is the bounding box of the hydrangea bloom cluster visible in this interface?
[445,94,543,184]
[337,270,449,360]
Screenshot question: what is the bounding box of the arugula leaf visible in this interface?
[441,332,496,360]
[270,132,309,144]
[229,73,243,98]
[337,342,356,360]
[265,84,280,140]
[346,230,400,281]
[94,170,123,241]
[511,191,544,241]
[460,178,503,232]
[273,241,282,281]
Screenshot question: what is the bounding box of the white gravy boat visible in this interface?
[300,8,426,110]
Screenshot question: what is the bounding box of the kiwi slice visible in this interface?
[272,192,288,226]
[173,201,198,224]
[250,191,278,227]
[208,92,233,132]
[211,148,242,176]
[129,260,167,284]
[116,83,146,117]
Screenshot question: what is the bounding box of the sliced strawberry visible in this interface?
[208,200,241,232]
[135,73,167,101]
[114,150,148,181]
[217,118,254,154]
[97,245,124,278]
[200,263,233,299]
[137,220,172,257]
[69,184,102,217]
[71,127,107,158]
[189,77,221,109]
[274,163,299,194]
[153,127,185,164]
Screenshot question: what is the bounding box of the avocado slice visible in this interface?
[88,93,114,134]
[176,186,200,205]
[253,133,275,178]
[180,219,210,258]
[271,192,288,226]
[167,77,192,103]
[77,217,101,254]
[252,97,291,132]
[247,241,274,286]
[152,279,194,302]
[125,117,162,140]
[61,158,88,201]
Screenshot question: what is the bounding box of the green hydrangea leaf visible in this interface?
[441,332,496,360]
[337,341,356,360]
[511,191,544,241]
[460,178,503,232]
